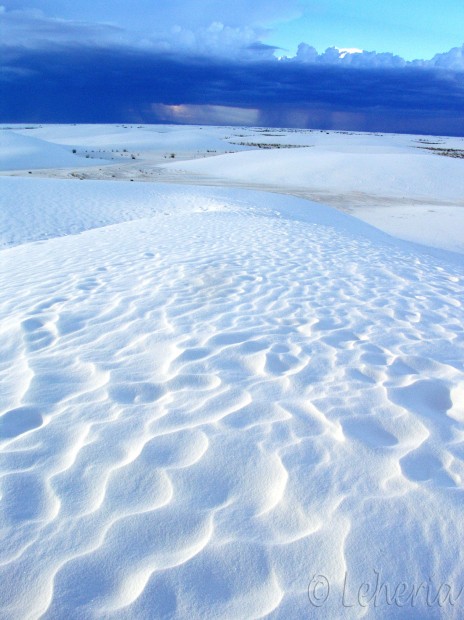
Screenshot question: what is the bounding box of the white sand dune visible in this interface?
[0,130,108,171]
[165,142,464,202]
[0,176,236,248]
[0,126,463,619]
[4,125,464,253]
[163,131,464,254]
[13,123,247,153]
[6,124,249,167]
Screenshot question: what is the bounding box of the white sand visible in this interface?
[0,129,109,171]
[0,125,463,619]
[162,129,464,254]
[4,124,463,253]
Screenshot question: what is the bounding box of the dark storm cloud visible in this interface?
[1,44,464,135]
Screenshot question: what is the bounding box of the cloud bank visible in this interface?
[1,5,464,135]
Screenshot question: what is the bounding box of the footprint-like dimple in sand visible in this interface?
[388,379,452,418]
[21,317,46,332]
[360,343,388,366]
[33,296,68,313]
[137,429,209,469]
[400,447,456,487]
[76,276,100,291]
[174,346,211,363]
[341,416,398,448]
[0,406,44,439]
[57,311,91,335]
[264,351,303,376]
[21,316,57,351]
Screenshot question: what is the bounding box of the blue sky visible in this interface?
[1,1,464,134]
[271,0,464,60]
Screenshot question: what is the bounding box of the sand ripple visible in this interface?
[0,187,463,618]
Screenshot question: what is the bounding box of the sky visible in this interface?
[1,1,464,135]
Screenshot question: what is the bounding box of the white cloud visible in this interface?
[336,47,363,58]
[427,45,464,71]
[287,43,407,67]
[0,6,278,59]
[0,1,301,51]
[282,42,464,71]
[2,4,463,70]
[144,22,277,59]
